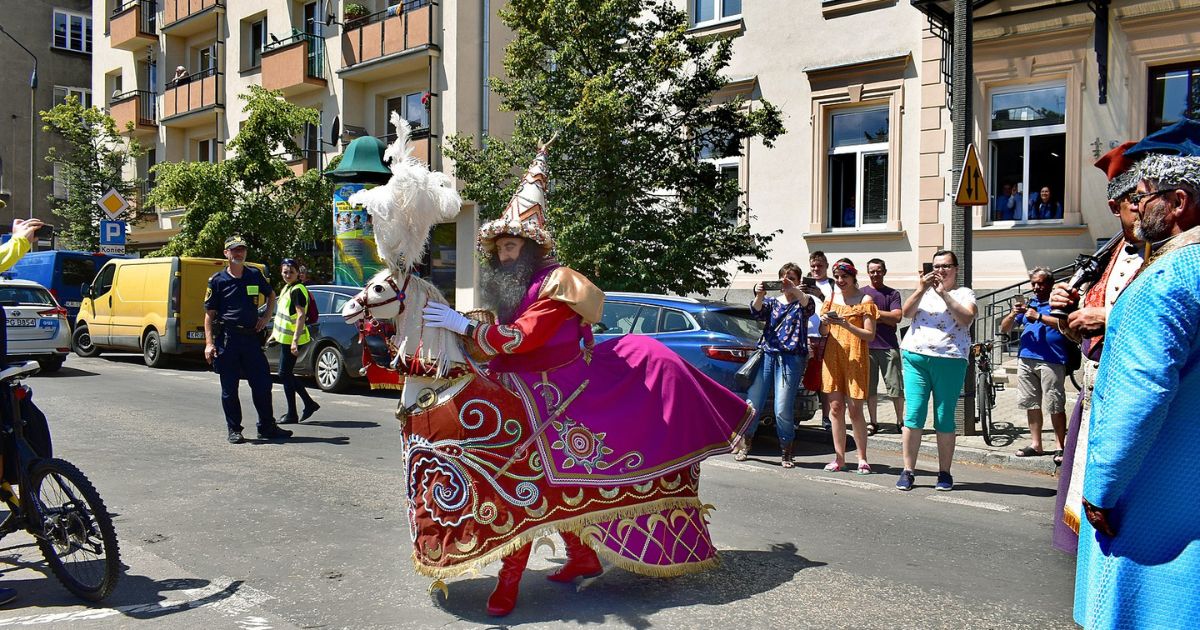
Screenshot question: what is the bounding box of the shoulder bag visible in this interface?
[733,301,799,390]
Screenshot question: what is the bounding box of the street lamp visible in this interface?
[0,24,38,220]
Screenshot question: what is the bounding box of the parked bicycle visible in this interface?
[0,362,120,601]
[971,341,1004,446]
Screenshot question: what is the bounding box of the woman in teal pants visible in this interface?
[896,250,977,492]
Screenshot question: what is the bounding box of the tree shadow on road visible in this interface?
[949,480,1057,498]
[436,542,823,628]
[249,435,351,446]
[303,420,380,429]
[36,366,100,378]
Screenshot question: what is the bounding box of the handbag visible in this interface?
[734,302,800,391]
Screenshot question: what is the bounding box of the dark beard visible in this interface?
[480,247,541,324]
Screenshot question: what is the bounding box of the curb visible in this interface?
[791,427,1060,476]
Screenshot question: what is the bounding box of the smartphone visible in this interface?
[35,224,54,240]
[761,280,783,292]
[922,262,934,275]
[801,277,817,289]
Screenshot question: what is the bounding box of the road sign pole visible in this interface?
[951,0,975,436]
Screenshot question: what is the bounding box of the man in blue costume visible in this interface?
[1075,119,1200,628]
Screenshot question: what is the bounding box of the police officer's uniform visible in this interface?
[205,245,278,436]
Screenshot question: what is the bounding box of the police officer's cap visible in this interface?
[224,235,248,250]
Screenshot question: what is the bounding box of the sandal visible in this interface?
[732,437,751,461]
[857,462,872,475]
[781,456,795,469]
[823,460,843,473]
[867,422,879,436]
[1053,450,1064,466]
[1015,446,1046,457]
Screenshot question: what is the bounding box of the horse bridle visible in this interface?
[355,273,411,322]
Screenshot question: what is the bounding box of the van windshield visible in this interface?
[0,286,54,306]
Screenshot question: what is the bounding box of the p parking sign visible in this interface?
[100,220,126,255]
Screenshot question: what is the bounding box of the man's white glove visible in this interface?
[422,302,471,335]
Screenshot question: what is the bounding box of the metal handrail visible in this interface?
[377,125,432,145]
[972,262,1076,368]
[110,90,158,126]
[263,32,326,80]
[163,0,222,26]
[163,69,221,118]
[345,0,432,29]
[111,0,157,35]
[167,66,217,88]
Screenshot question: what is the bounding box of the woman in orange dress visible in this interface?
[820,260,878,474]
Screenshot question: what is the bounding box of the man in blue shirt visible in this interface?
[204,235,290,444]
[1000,266,1068,458]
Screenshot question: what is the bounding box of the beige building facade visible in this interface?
[686,0,1200,297]
[92,0,514,308]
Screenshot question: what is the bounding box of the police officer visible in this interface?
[204,236,291,444]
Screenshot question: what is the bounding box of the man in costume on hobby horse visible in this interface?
[418,143,755,616]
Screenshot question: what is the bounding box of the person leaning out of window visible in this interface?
[895,250,978,492]
[732,263,816,469]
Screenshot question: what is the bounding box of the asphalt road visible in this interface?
[0,355,1077,629]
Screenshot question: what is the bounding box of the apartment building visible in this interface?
[0,0,93,226]
[683,0,1200,296]
[93,0,512,307]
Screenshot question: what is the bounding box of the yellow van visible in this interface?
[73,257,269,368]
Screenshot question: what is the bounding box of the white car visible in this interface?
[0,278,71,372]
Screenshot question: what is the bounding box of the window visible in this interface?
[197,139,217,163]
[988,84,1066,223]
[828,107,889,229]
[330,292,351,314]
[0,287,54,307]
[198,44,217,72]
[386,92,429,138]
[93,264,117,295]
[599,302,641,335]
[52,162,69,200]
[248,19,267,68]
[631,307,660,334]
[1148,63,1200,133]
[693,0,741,26]
[53,10,92,54]
[699,128,742,225]
[61,259,97,288]
[660,309,693,333]
[53,86,92,109]
[308,290,333,315]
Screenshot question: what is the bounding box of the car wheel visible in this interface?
[37,356,65,373]
[72,325,101,358]
[143,330,170,368]
[314,344,349,393]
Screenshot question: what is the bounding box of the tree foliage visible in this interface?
[445,0,784,295]
[148,85,334,267]
[40,97,143,250]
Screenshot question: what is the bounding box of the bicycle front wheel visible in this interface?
[976,370,994,446]
[27,458,121,601]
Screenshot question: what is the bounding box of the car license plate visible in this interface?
[186,331,205,340]
[8,318,35,327]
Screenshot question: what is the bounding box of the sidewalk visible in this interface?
[785,377,1074,476]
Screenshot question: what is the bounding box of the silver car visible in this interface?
[0,278,71,372]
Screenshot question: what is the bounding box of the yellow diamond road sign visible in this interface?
[954,144,989,206]
[98,188,129,220]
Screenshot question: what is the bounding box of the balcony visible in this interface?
[340,0,436,82]
[262,32,327,97]
[161,68,221,127]
[110,90,158,136]
[161,0,222,36]
[109,0,157,51]
[377,127,434,166]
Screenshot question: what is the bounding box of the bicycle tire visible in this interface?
[26,458,121,601]
[976,368,994,446]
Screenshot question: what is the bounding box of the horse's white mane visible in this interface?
[347,114,462,271]
[373,268,468,378]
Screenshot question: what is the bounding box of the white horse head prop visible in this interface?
[341,268,407,325]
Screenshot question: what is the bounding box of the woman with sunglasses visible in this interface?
[896,250,977,492]
[271,259,320,424]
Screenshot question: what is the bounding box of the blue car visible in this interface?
[5,250,117,324]
[592,292,764,397]
[593,292,819,426]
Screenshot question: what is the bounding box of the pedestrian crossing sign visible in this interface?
[954,144,989,206]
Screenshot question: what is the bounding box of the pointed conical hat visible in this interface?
[477,147,555,255]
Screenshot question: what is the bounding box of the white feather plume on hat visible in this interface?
[347,113,461,271]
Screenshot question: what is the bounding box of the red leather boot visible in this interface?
[486,542,531,617]
[547,532,603,583]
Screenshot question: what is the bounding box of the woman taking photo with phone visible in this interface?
[895,250,977,492]
[733,263,815,468]
[819,260,878,474]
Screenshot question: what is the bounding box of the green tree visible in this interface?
[148,85,334,268]
[40,96,144,250]
[446,0,784,295]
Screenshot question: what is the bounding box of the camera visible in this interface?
[761,280,783,292]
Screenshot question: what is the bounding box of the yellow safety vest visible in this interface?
[271,283,312,346]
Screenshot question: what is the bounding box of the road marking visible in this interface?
[804,475,887,492]
[926,495,1014,512]
[329,399,371,408]
[704,459,763,473]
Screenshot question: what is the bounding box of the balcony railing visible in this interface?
[111,90,158,132]
[162,68,221,122]
[262,32,328,95]
[376,126,433,165]
[109,0,157,50]
[264,32,325,79]
[161,0,221,31]
[342,0,434,70]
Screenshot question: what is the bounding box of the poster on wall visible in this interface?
[332,182,385,287]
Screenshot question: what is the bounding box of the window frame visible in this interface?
[197,138,218,163]
[1146,61,1200,134]
[827,105,890,232]
[52,10,93,54]
[691,0,742,28]
[658,308,698,334]
[248,18,268,69]
[986,81,1067,226]
[53,86,93,109]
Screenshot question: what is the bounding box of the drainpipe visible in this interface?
[481,0,489,139]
